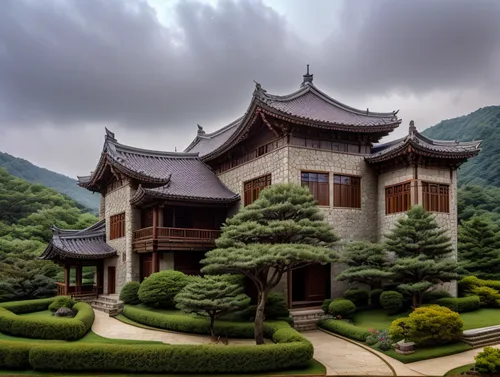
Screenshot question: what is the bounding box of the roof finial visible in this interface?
[409,120,416,133]
[105,128,116,142]
[301,64,313,87]
[175,146,177,152]
[197,124,205,135]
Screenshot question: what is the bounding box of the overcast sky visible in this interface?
[0,0,499,178]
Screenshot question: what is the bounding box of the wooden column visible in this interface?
[96,262,103,295]
[152,206,159,272]
[64,265,70,296]
[158,204,164,227]
[75,264,82,295]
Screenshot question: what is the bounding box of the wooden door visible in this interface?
[107,266,116,294]
[305,264,329,302]
[140,254,152,281]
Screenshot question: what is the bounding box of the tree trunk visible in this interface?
[209,313,216,339]
[412,293,418,309]
[254,290,268,345]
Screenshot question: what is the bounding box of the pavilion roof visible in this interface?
[40,219,116,261]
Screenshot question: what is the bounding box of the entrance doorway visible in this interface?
[291,263,330,308]
[140,254,152,281]
[107,266,116,294]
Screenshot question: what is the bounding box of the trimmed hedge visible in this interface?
[380,291,403,314]
[0,302,94,340]
[0,297,56,314]
[318,319,370,342]
[138,270,191,308]
[436,296,480,313]
[48,296,74,312]
[422,289,452,304]
[328,299,356,318]
[0,341,32,370]
[119,281,141,305]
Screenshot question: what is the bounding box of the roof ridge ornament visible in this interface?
[409,120,417,140]
[197,124,205,135]
[301,64,313,87]
[105,128,116,142]
[253,80,267,102]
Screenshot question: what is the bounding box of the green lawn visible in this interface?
[380,342,472,363]
[353,308,500,331]
[444,363,475,376]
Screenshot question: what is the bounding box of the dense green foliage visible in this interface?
[262,293,290,320]
[336,241,392,289]
[0,297,56,314]
[119,282,141,305]
[385,206,457,307]
[475,346,500,374]
[459,276,500,307]
[422,289,452,304]
[458,216,500,279]
[138,270,191,309]
[0,169,98,302]
[175,275,250,337]
[369,289,383,308]
[202,183,339,344]
[389,305,463,346]
[48,296,74,312]
[318,319,370,342]
[342,289,369,307]
[435,296,480,313]
[0,302,94,340]
[328,299,356,318]
[0,151,98,211]
[380,291,404,314]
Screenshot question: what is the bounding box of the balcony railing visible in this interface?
[56,282,99,298]
[132,226,221,251]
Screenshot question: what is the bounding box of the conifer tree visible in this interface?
[175,275,250,338]
[385,205,457,308]
[202,184,339,345]
[458,216,500,280]
[336,241,393,290]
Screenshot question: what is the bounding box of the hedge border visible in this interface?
[0,301,94,341]
[317,319,370,342]
[0,297,56,314]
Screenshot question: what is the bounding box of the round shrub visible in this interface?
[365,335,378,345]
[389,305,463,346]
[470,286,500,308]
[119,281,141,305]
[378,339,392,351]
[48,296,73,313]
[380,291,403,314]
[321,299,333,314]
[343,289,369,307]
[54,307,74,317]
[138,270,191,308]
[369,289,383,307]
[264,293,289,319]
[436,296,480,313]
[422,289,452,304]
[328,299,356,319]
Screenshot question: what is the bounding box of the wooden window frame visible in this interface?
[243,174,272,206]
[301,171,330,206]
[422,182,450,213]
[110,212,125,240]
[385,181,412,215]
[333,174,361,208]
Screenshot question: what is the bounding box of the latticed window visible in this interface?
[385,182,411,215]
[423,182,450,213]
[301,172,329,206]
[243,174,272,206]
[334,175,361,208]
[110,213,125,240]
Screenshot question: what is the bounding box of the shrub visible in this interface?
[369,289,383,307]
[365,335,378,345]
[475,346,500,374]
[436,296,480,313]
[0,302,94,340]
[380,291,403,314]
[328,299,356,318]
[0,297,56,314]
[264,293,290,319]
[422,289,452,304]
[138,270,191,308]
[119,282,141,305]
[470,286,500,307]
[378,339,392,351]
[318,319,370,342]
[48,296,73,312]
[321,299,333,314]
[0,341,32,369]
[459,276,500,295]
[389,305,463,346]
[342,289,369,307]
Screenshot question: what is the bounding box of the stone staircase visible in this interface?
[290,308,323,331]
[462,325,500,348]
[90,294,124,316]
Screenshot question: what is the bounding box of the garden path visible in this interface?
[91,310,258,345]
[406,344,500,376]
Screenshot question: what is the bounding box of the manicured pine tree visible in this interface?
[202,184,339,345]
[385,205,458,308]
[336,241,393,290]
[175,275,250,339]
[458,215,500,280]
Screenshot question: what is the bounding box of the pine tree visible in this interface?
[336,241,393,290]
[202,183,339,344]
[175,275,250,338]
[385,205,457,308]
[458,216,500,279]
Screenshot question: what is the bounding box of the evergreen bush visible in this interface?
[119,282,141,305]
[48,296,73,312]
[470,286,500,307]
[369,289,383,307]
[342,289,369,307]
[422,289,452,304]
[328,299,356,318]
[436,296,480,313]
[321,299,333,314]
[0,297,55,314]
[264,293,290,319]
[0,340,32,369]
[318,319,370,342]
[138,270,191,309]
[380,291,403,314]
[475,346,500,374]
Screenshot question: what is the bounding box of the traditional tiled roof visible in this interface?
[366,121,482,163]
[40,219,116,260]
[185,72,401,160]
[78,129,239,203]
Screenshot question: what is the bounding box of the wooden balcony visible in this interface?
[133,226,221,252]
[56,282,100,299]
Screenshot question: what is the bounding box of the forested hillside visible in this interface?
[0,168,98,302]
[0,151,99,212]
[422,106,500,187]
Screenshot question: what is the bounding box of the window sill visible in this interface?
[333,207,362,210]
[109,236,126,241]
